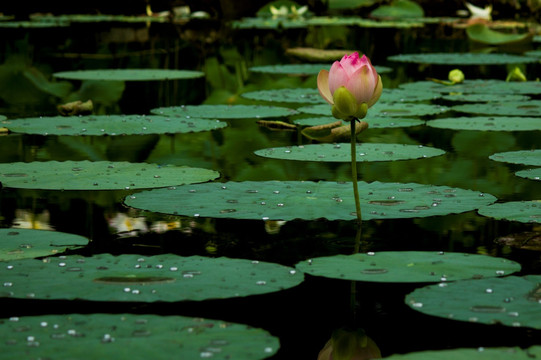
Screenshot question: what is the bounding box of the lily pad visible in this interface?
[53,69,204,81]
[0,228,88,261]
[466,24,533,45]
[284,47,359,62]
[1,115,227,136]
[0,313,279,359]
[298,102,449,117]
[383,347,541,360]
[248,64,392,76]
[478,201,541,223]
[370,0,424,19]
[452,101,541,116]
[0,254,303,302]
[296,251,519,282]
[255,143,445,162]
[405,275,541,329]
[427,116,541,131]
[124,181,496,221]
[441,93,529,102]
[515,168,541,181]
[489,150,541,166]
[400,80,541,95]
[379,88,441,103]
[388,53,538,65]
[242,88,325,104]
[151,104,298,119]
[0,161,219,190]
[293,116,424,128]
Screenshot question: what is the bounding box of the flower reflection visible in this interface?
[318,327,381,360]
[108,212,148,237]
[13,209,54,230]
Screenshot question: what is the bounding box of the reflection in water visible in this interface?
[317,327,381,360]
[12,209,54,230]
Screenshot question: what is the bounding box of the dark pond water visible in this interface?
[0,9,540,359]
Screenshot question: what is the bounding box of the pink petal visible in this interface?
[367,75,383,108]
[317,69,333,105]
[346,66,376,104]
[328,61,349,96]
[339,52,362,76]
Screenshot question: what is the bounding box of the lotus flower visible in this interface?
[317,52,382,120]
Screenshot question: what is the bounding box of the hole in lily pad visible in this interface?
[406,275,541,329]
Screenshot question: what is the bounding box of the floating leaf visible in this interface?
[370,0,424,19]
[489,150,541,166]
[125,181,496,221]
[0,313,279,359]
[298,102,449,117]
[382,346,541,360]
[0,161,219,190]
[453,101,541,116]
[0,254,303,302]
[515,168,541,181]
[53,69,204,81]
[441,93,529,102]
[1,115,227,136]
[466,23,533,45]
[478,201,541,223]
[285,47,361,62]
[300,121,368,142]
[296,251,519,282]
[388,53,538,65]
[248,64,392,76]
[0,228,88,261]
[400,80,541,95]
[427,116,541,131]
[151,104,297,119]
[242,88,325,104]
[255,143,445,162]
[379,88,440,102]
[406,275,541,329]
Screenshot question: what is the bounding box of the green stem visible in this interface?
[350,119,362,254]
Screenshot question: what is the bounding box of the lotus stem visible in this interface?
[350,119,362,254]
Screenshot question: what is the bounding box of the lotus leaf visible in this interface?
[124,181,496,221]
[0,254,303,302]
[54,69,204,81]
[400,80,541,95]
[254,143,444,162]
[298,102,449,117]
[388,53,538,65]
[406,275,541,329]
[489,150,541,166]
[0,228,88,261]
[427,116,541,131]
[293,116,423,128]
[382,346,541,359]
[478,201,541,223]
[0,161,219,190]
[151,104,298,119]
[242,88,325,104]
[441,93,529,102]
[0,313,279,359]
[453,101,541,116]
[466,24,533,45]
[370,0,424,19]
[295,251,519,282]
[248,64,392,76]
[1,115,227,136]
[515,168,541,181]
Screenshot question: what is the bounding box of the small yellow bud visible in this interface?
[448,69,465,84]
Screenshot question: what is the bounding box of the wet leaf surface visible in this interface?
[489,150,541,166]
[427,116,541,131]
[54,69,204,81]
[478,201,541,223]
[151,104,298,119]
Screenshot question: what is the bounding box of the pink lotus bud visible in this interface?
[317,52,382,120]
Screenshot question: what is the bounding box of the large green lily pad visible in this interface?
[478,201,541,223]
[382,346,541,359]
[406,275,541,329]
[489,150,541,166]
[248,64,392,76]
[298,102,448,117]
[0,313,279,359]
[400,80,541,95]
[515,168,541,181]
[242,88,325,104]
[441,93,529,102]
[124,181,496,221]
[53,69,204,81]
[151,104,298,119]
[254,143,445,162]
[453,101,541,116]
[295,251,519,282]
[0,161,219,190]
[388,53,538,65]
[379,88,441,103]
[1,115,227,136]
[293,116,424,128]
[370,0,424,19]
[0,228,88,261]
[0,254,303,302]
[427,116,541,131]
